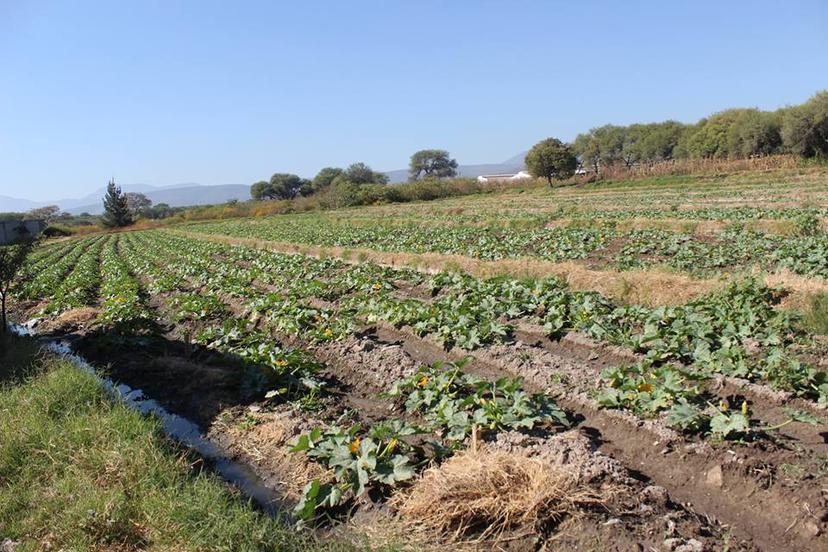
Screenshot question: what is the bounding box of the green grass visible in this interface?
[802,292,828,335]
[0,335,364,551]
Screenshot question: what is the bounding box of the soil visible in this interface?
[13,231,828,551]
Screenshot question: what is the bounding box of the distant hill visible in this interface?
[384,151,526,183]
[0,195,42,213]
[0,183,250,215]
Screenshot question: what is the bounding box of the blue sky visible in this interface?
[1,0,826,201]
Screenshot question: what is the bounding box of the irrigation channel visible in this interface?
[11,320,288,518]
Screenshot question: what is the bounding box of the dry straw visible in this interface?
[392,449,609,546]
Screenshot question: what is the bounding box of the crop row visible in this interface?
[127,231,827,410]
[15,236,105,302]
[185,217,828,279]
[116,232,569,520]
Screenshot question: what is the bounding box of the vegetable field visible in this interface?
[10,170,828,551]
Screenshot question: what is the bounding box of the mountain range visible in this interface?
[0,152,527,215]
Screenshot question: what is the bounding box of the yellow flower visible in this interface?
[417,376,429,388]
[387,438,398,452]
[323,328,333,337]
[349,438,361,454]
[719,400,729,412]
[372,282,382,290]
[637,383,654,393]
[275,359,288,367]
[741,400,749,415]
[479,397,487,405]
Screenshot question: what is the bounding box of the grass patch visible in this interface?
[0,337,364,551]
[801,292,828,335]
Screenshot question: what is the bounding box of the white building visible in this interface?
[476,170,533,183]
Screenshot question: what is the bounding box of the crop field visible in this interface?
[10,169,828,551]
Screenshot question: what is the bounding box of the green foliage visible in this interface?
[597,362,697,415]
[389,361,568,441]
[525,137,578,184]
[100,179,133,228]
[311,167,344,192]
[408,149,458,180]
[290,422,419,520]
[782,91,828,158]
[342,162,389,185]
[251,173,312,200]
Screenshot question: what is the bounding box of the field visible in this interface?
[8,168,828,551]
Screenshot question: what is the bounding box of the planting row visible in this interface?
[185,215,828,279]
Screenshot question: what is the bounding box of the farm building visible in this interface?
[0,219,46,245]
[476,170,533,183]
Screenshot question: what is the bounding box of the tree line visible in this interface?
[523,90,828,184]
[570,90,828,174]
[250,150,458,203]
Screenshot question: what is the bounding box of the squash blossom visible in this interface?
[349,438,361,454]
[741,400,748,415]
[372,282,382,290]
[323,328,333,337]
[417,376,429,388]
[275,359,288,367]
[637,382,654,393]
[719,400,729,412]
[387,438,398,452]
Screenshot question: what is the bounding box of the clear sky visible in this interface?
[1,0,827,201]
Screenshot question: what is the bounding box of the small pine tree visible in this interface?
[101,179,133,228]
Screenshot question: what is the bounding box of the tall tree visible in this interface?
[525,138,578,185]
[408,149,458,180]
[0,231,37,333]
[101,179,133,228]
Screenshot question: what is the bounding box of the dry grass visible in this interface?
[391,449,608,546]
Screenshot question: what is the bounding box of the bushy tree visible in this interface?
[101,179,133,228]
[251,174,311,200]
[409,149,458,180]
[525,138,578,185]
[782,91,828,158]
[311,167,343,193]
[343,162,388,185]
[726,109,782,157]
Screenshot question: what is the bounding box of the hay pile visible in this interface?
[393,449,609,545]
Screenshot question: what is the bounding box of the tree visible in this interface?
[25,205,60,222]
[782,91,828,158]
[251,174,311,200]
[343,162,388,185]
[250,180,271,200]
[0,232,37,334]
[408,149,458,180]
[101,179,133,228]
[125,192,152,215]
[525,138,578,185]
[312,167,343,193]
[270,173,311,199]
